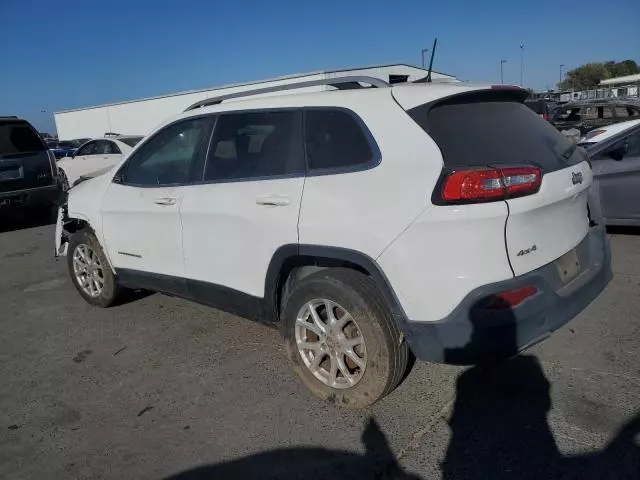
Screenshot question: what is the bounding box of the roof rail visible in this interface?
[184,76,390,111]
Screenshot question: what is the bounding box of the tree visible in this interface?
[558,60,639,90]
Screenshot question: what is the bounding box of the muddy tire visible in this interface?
[281,268,409,408]
[67,229,121,308]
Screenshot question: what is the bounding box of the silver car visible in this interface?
[582,119,640,226]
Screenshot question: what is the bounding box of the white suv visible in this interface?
[55,77,611,408]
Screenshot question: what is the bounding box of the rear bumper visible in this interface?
[0,184,61,209]
[402,225,611,364]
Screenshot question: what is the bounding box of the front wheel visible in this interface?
[281,268,409,408]
[67,229,122,307]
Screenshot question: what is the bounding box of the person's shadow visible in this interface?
[442,297,640,480]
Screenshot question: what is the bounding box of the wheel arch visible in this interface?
[264,245,408,325]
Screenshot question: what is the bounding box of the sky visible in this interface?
[1,0,638,133]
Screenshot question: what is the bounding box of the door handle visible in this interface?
[154,197,176,206]
[256,196,290,207]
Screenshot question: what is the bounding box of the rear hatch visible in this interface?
[0,118,55,193]
[403,87,591,276]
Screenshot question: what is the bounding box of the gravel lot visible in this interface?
[1,216,639,479]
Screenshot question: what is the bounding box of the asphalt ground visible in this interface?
[1,214,639,479]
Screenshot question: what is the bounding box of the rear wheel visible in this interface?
[281,268,409,408]
[67,229,122,307]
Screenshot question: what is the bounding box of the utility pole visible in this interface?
[519,44,524,86]
[500,59,507,84]
[559,64,564,87]
[421,48,429,68]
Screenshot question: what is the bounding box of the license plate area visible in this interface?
[556,248,580,283]
[0,166,24,181]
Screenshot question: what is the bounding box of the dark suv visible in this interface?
[551,99,640,134]
[0,116,61,216]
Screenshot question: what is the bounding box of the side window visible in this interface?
[582,107,597,120]
[625,131,640,157]
[93,140,110,155]
[615,107,630,119]
[76,141,97,156]
[120,117,212,186]
[204,110,303,181]
[600,107,613,119]
[304,110,375,171]
[105,141,121,154]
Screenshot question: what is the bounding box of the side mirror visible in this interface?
[608,142,629,161]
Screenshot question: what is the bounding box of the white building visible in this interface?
[54,64,456,140]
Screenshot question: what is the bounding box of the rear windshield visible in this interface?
[0,120,46,155]
[119,136,143,147]
[524,100,544,114]
[409,93,579,172]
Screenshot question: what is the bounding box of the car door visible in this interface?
[100,116,214,291]
[60,140,98,185]
[180,110,305,305]
[74,140,120,179]
[592,128,640,223]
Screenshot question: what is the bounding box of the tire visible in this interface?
[59,169,69,192]
[281,268,409,408]
[67,229,122,307]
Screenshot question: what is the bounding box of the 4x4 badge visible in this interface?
[572,172,583,185]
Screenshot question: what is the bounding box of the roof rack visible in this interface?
[184,76,390,111]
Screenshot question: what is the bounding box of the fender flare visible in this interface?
[263,244,408,324]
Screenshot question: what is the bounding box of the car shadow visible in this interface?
[163,298,640,480]
[164,417,421,480]
[0,208,55,234]
[606,225,640,236]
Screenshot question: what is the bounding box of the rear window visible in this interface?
[0,121,45,155]
[119,136,143,147]
[409,93,578,172]
[304,110,375,171]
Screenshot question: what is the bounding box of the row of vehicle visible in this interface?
[525,97,640,134]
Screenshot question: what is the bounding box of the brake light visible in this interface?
[485,285,538,309]
[441,167,541,203]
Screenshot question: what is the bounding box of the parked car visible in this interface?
[57,135,143,188]
[1,116,61,216]
[46,140,79,160]
[54,78,611,407]
[551,99,640,135]
[524,99,556,121]
[580,119,640,226]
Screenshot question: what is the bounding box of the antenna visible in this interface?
[425,38,438,83]
[414,38,438,84]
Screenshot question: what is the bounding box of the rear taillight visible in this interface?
[441,167,542,204]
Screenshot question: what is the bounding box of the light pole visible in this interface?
[500,59,507,84]
[559,64,564,87]
[519,43,524,86]
[421,48,429,68]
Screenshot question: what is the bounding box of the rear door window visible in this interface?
[409,93,578,172]
[304,110,376,171]
[0,120,45,156]
[204,110,303,181]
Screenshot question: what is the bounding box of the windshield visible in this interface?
[119,136,143,147]
[0,120,46,155]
